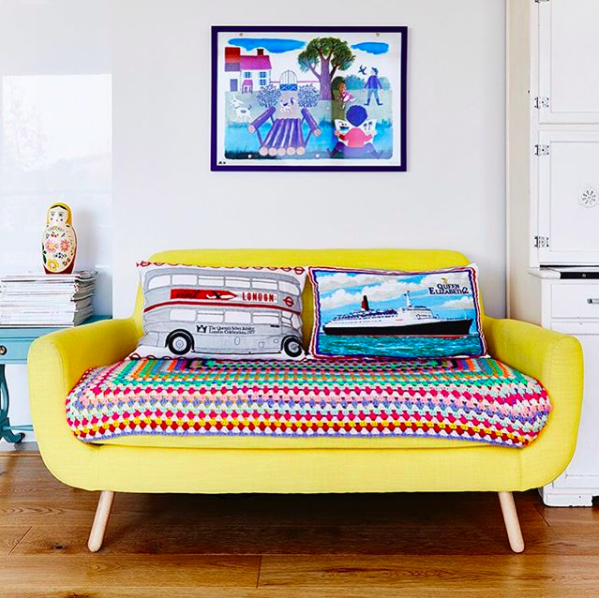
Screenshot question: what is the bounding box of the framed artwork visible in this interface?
[211,26,408,172]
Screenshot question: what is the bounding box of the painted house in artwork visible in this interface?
[224,47,272,94]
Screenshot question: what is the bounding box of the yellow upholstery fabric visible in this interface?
[97,434,480,450]
[28,249,583,494]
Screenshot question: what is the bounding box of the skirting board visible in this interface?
[539,486,596,507]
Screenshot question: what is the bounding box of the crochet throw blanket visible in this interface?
[67,358,551,448]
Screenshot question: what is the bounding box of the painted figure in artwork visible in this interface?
[365,67,383,106]
[330,105,378,158]
[42,202,77,274]
[337,81,356,109]
[230,96,253,122]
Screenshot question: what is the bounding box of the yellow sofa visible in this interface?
[28,249,584,553]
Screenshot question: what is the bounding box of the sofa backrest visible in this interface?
[133,249,477,347]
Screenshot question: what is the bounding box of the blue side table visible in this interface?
[0,315,111,445]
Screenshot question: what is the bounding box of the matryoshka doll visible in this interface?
[42,202,77,274]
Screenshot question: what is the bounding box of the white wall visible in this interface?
[0,0,111,443]
[0,0,112,309]
[0,0,506,442]
[112,0,506,318]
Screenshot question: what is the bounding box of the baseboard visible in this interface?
[539,486,595,507]
[0,440,39,455]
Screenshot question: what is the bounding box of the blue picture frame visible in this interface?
[211,26,408,172]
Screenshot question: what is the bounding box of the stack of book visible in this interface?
[0,271,97,327]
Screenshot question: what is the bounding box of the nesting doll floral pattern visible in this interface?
[42,203,77,274]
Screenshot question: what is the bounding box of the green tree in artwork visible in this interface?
[298,38,355,100]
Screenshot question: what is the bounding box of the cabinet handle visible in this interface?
[0,346,6,356]
[587,299,599,305]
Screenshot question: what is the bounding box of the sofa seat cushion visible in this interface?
[66,357,551,449]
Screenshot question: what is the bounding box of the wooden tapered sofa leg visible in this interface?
[498,491,525,553]
[88,490,115,553]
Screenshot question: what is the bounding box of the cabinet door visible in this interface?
[537,131,599,264]
[550,323,599,491]
[538,0,599,124]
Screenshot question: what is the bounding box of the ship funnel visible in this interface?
[361,295,370,311]
[405,291,412,308]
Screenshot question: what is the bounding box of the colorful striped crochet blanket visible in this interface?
[66,358,551,448]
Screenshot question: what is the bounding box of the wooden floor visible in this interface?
[2,454,599,597]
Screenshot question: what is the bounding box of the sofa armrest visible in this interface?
[483,316,584,489]
[28,318,140,489]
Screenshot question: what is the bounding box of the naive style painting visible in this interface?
[211,26,408,171]
[310,267,486,359]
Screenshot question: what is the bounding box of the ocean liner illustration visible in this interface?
[323,292,473,337]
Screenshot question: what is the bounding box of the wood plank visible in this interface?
[7,589,259,598]
[0,489,547,529]
[0,456,56,483]
[536,502,599,527]
[12,517,599,557]
[0,479,85,497]
[8,523,513,556]
[5,587,597,598]
[3,456,599,597]
[1,555,260,589]
[3,588,439,598]
[259,554,599,596]
[0,496,120,526]
[0,491,548,525]
[0,525,30,555]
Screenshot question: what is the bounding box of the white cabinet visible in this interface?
[537,132,599,264]
[508,0,599,506]
[538,0,599,124]
[540,285,599,506]
[551,283,599,319]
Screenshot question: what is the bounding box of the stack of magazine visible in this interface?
[0,271,97,327]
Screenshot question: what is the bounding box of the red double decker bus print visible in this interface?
[143,287,300,316]
[170,289,237,301]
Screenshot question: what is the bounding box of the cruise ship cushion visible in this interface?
[309,265,486,359]
[133,262,307,360]
[66,357,551,449]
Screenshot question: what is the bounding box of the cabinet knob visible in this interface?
[0,346,6,356]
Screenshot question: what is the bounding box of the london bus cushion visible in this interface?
[308,265,487,359]
[132,262,307,360]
